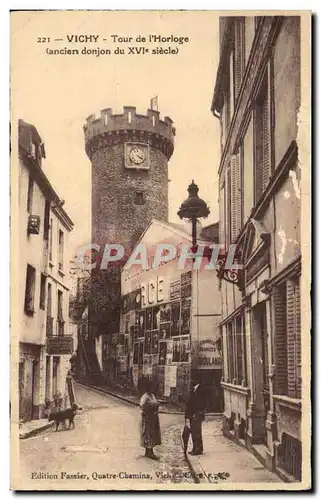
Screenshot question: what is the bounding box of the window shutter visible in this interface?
[262,93,271,191]
[294,279,301,398]
[254,105,263,203]
[254,72,270,203]
[273,284,288,394]
[286,280,297,397]
[231,153,241,242]
[219,183,225,247]
[235,315,244,384]
[226,167,232,246]
[234,19,244,101]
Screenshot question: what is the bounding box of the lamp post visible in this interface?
[177,180,210,251]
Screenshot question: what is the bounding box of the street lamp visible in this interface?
[177,180,210,250]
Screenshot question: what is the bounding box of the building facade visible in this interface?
[82,106,175,382]
[18,120,74,422]
[211,16,302,480]
[108,219,223,410]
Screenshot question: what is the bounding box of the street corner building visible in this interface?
[211,16,302,480]
[18,120,74,422]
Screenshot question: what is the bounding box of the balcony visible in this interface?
[46,316,54,336]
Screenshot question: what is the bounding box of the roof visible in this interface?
[126,218,218,250]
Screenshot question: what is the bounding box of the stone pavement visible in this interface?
[184,417,283,485]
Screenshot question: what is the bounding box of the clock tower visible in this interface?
[84,106,175,254]
[83,105,175,376]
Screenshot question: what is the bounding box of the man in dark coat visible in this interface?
[185,374,206,455]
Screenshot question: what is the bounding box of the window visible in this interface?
[27,175,34,214]
[57,290,64,335]
[58,230,64,271]
[226,312,247,385]
[134,192,144,206]
[43,201,50,240]
[254,71,271,204]
[39,274,46,310]
[47,283,52,316]
[274,277,301,399]
[49,219,53,262]
[24,264,36,313]
[46,283,53,336]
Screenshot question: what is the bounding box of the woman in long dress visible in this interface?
[140,378,161,460]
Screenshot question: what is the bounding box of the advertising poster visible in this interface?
[158,341,167,365]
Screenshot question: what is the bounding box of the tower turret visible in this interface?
[84,106,175,367]
[84,106,175,250]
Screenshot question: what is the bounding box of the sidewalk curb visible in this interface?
[180,434,211,484]
[19,421,55,439]
[76,381,141,408]
[76,381,222,417]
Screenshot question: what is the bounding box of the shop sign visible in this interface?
[46,335,73,355]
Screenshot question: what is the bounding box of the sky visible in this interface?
[11,11,221,257]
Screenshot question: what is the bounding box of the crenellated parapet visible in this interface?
[84,106,175,160]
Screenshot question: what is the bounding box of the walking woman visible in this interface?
[140,378,161,460]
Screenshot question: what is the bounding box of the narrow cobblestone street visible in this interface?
[19,383,283,489]
[19,383,195,489]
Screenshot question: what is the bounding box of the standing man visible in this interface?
[185,374,206,455]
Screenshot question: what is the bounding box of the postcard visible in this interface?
[10,10,311,490]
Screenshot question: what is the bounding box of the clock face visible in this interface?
[129,147,145,164]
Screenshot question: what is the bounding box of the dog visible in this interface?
[48,403,78,432]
